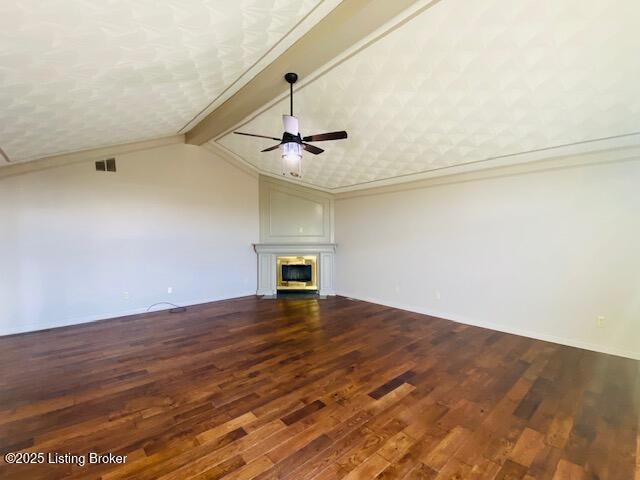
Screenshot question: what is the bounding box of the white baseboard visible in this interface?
[0,291,256,337]
[257,288,275,296]
[338,292,640,361]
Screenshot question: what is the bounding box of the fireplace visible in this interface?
[276,256,317,291]
[253,243,335,296]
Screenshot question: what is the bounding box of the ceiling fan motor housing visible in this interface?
[282,132,302,144]
[232,72,347,179]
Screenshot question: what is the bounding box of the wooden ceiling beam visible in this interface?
[185,0,421,146]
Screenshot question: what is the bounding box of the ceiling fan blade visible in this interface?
[302,131,348,142]
[302,143,324,155]
[261,144,281,152]
[234,131,281,141]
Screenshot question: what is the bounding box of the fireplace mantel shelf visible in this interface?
[253,243,336,296]
[253,243,337,254]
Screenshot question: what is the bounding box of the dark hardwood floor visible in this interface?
[0,296,638,479]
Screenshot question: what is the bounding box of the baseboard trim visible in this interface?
[0,291,257,337]
[339,292,640,361]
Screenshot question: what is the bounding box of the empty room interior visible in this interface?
[1,1,639,479]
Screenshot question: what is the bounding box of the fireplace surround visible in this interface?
[253,243,336,296]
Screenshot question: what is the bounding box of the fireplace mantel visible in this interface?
[253,243,337,254]
[253,243,336,296]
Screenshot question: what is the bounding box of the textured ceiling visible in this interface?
[217,0,640,190]
[0,0,341,164]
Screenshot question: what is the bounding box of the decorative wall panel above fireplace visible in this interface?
[259,176,334,244]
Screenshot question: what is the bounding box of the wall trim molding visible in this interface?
[0,135,185,178]
[0,292,256,337]
[259,175,334,244]
[338,293,640,361]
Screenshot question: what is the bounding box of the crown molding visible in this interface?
[334,143,640,200]
[210,136,640,199]
[0,135,184,179]
[202,142,260,178]
[206,141,335,192]
[332,133,640,195]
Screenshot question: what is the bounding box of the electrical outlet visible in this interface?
[123,291,129,299]
[394,285,400,293]
[596,316,605,328]
[167,287,173,294]
[435,290,441,300]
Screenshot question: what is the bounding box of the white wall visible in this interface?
[336,158,640,359]
[4,142,639,360]
[0,143,259,335]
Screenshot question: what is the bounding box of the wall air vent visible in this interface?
[95,158,116,172]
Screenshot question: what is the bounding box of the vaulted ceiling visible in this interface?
[0,0,339,163]
[2,0,640,192]
[216,0,640,190]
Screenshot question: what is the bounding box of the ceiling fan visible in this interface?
[233,72,348,178]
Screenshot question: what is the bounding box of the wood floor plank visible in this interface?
[0,295,637,479]
[508,427,545,468]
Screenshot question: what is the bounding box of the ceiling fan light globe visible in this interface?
[281,142,302,178]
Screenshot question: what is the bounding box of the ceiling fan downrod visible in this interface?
[284,72,298,116]
[231,71,347,179]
